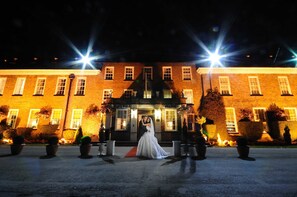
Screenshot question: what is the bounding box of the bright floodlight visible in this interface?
[80,54,91,66]
[208,52,222,66]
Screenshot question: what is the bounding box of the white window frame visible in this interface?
[75,77,86,95]
[7,109,19,129]
[162,66,172,80]
[115,109,128,130]
[183,89,193,104]
[284,107,297,121]
[50,109,62,127]
[165,109,177,131]
[103,89,113,102]
[0,77,7,95]
[70,109,83,129]
[105,67,114,80]
[55,77,67,95]
[278,76,292,95]
[27,109,40,129]
[225,107,237,133]
[34,77,46,95]
[182,67,192,80]
[163,89,172,99]
[143,67,153,80]
[248,76,261,95]
[219,76,231,95]
[13,77,26,95]
[253,107,267,122]
[124,66,134,80]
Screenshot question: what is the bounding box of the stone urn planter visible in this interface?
[236,136,249,158]
[10,135,25,155]
[237,121,263,142]
[46,136,59,156]
[79,136,92,158]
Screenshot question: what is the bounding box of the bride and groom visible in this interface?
[136,115,169,159]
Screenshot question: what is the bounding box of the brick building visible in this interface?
[1,63,297,142]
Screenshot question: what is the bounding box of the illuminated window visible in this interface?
[13,78,26,95]
[278,76,292,95]
[116,109,128,130]
[163,89,172,99]
[27,109,40,129]
[75,77,86,95]
[183,89,193,104]
[0,77,7,95]
[125,67,134,80]
[105,67,114,80]
[143,90,152,99]
[143,67,153,80]
[248,76,261,95]
[182,67,192,80]
[163,67,172,80]
[7,109,18,129]
[70,109,82,129]
[219,76,231,95]
[55,77,67,95]
[124,89,133,98]
[284,108,297,121]
[50,109,62,127]
[253,108,266,122]
[103,89,113,102]
[165,109,177,131]
[225,107,237,133]
[34,78,46,95]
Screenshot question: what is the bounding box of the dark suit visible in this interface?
[137,120,147,140]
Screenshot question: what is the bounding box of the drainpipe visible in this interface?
[62,73,75,136]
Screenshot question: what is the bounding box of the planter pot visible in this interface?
[80,144,92,157]
[195,145,206,159]
[237,145,249,158]
[238,121,263,142]
[10,144,24,155]
[46,145,59,156]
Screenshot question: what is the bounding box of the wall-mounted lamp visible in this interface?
[131,109,137,119]
[154,109,161,122]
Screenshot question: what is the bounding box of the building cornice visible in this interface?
[0,69,100,76]
[197,67,297,74]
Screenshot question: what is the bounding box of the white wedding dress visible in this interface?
[136,117,169,159]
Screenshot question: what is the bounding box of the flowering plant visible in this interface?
[196,116,206,125]
[36,105,52,118]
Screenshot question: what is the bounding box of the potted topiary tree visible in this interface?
[11,135,25,155]
[236,136,249,158]
[46,136,59,156]
[266,103,287,139]
[79,136,92,158]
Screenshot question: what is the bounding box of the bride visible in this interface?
[136,116,169,159]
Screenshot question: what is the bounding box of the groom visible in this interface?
[137,115,148,140]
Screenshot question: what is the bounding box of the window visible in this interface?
[187,114,195,131]
[70,109,83,129]
[284,108,297,121]
[143,67,153,80]
[116,109,128,130]
[219,76,231,95]
[225,108,237,133]
[13,78,26,95]
[75,77,86,95]
[103,89,113,102]
[183,89,193,104]
[124,89,134,98]
[55,77,67,95]
[165,109,177,131]
[34,78,46,95]
[248,76,261,95]
[253,108,266,122]
[182,67,192,80]
[0,77,7,95]
[7,109,18,128]
[143,90,152,99]
[163,67,172,80]
[278,76,292,95]
[105,67,114,80]
[50,109,62,127]
[163,89,172,99]
[27,109,40,129]
[125,67,134,80]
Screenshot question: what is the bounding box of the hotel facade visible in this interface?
[1,63,297,142]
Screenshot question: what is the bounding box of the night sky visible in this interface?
[1,0,297,67]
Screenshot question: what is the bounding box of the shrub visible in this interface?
[236,136,248,146]
[12,135,24,145]
[63,129,76,141]
[3,129,17,139]
[48,136,59,145]
[80,136,91,145]
[74,126,83,144]
[239,108,253,121]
